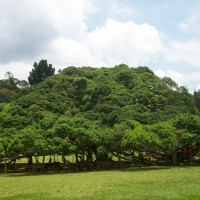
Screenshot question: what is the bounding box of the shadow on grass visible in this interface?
[116,166,171,172]
[1,165,199,177]
[0,167,169,177]
[1,171,71,177]
[116,165,200,173]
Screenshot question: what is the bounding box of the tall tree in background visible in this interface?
[28,59,55,85]
[194,90,200,110]
[0,72,29,103]
[5,71,19,91]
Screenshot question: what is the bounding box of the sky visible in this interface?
[0,0,200,92]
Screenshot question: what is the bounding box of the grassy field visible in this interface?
[0,166,199,200]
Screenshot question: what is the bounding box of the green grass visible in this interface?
[0,166,200,200]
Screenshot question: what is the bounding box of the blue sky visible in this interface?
[0,0,200,92]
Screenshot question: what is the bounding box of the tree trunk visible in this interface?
[28,155,33,165]
[173,149,177,166]
[87,149,93,161]
[131,150,135,163]
[75,153,79,164]
[49,155,52,163]
[138,149,143,168]
[189,149,193,165]
[35,156,39,163]
[42,155,45,173]
[117,152,123,168]
[62,155,67,164]
[4,158,8,173]
[82,151,85,163]
[11,159,16,169]
[32,163,35,172]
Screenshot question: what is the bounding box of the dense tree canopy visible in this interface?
[0,64,200,172]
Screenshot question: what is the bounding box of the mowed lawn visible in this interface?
[0,166,200,200]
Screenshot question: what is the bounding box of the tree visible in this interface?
[194,90,200,110]
[5,71,29,91]
[0,72,28,103]
[49,116,101,163]
[11,127,42,165]
[162,76,178,90]
[28,59,55,85]
[1,64,200,172]
[0,137,12,173]
[148,122,177,165]
[5,71,17,91]
[101,124,127,167]
[122,120,160,166]
[173,114,200,163]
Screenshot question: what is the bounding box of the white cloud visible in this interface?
[45,18,163,70]
[0,0,94,79]
[110,2,135,17]
[48,37,105,68]
[0,61,31,80]
[164,39,200,67]
[195,83,200,91]
[0,0,91,63]
[178,13,200,32]
[179,22,189,31]
[86,18,162,66]
[155,69,185,86]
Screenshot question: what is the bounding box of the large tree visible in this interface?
[1,64,200,170]
[28,59,55,85]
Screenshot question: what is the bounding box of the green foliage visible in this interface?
[0,142,4,157]
[148,122,176,149]
[11,127,41,155]
[0,72,29,103]
[173,114,200,145]
[0,64,200,165]
[49,116,101,160]
[162,76,178,90]
[0,88,16,103]
[28,59,55,85]
[122,120,160,152]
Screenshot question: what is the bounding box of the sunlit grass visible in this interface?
[0,166,200,200]
[15,155,75,164]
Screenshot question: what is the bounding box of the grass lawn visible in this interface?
[0,166,199,200]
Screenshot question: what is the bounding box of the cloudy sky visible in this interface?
[0,0,200,92]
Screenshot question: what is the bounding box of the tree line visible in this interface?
[0,61,200,172]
